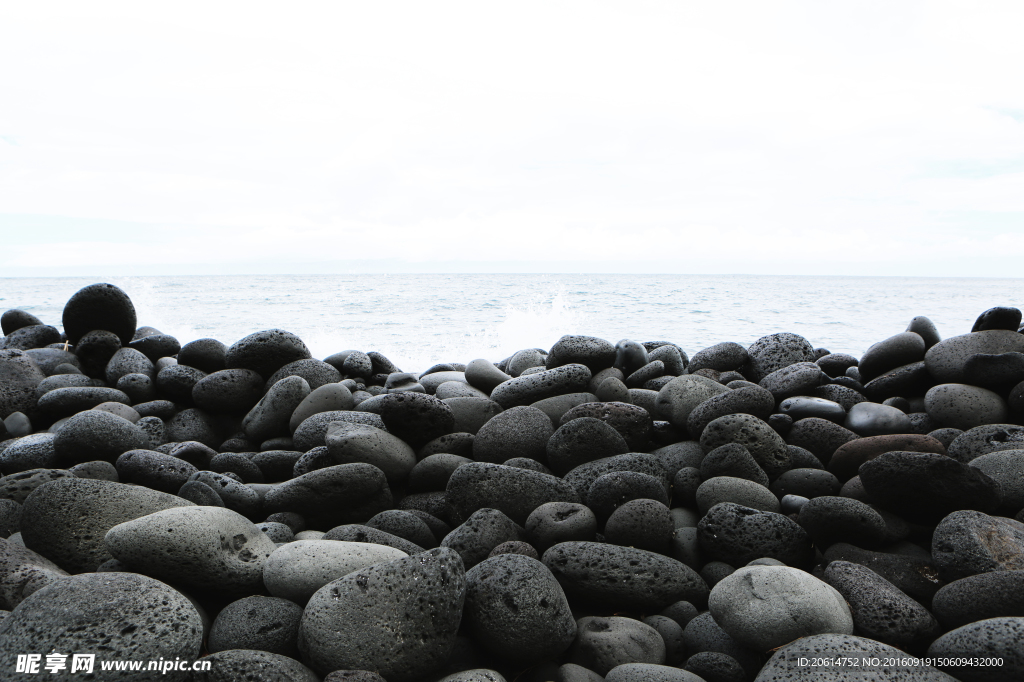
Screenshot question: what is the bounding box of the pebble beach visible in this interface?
[1,281,1023,682]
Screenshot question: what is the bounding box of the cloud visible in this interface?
[1,1,1024,276]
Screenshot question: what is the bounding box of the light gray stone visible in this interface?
[262,539,407,604]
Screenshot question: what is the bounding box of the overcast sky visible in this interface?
[2,1,1023,277]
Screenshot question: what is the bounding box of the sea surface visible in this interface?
[1,274,1019,373]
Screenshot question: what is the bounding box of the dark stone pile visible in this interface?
[1,283,1023,682]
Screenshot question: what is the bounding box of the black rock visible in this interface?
[697,502,814,568]
[700,443,769,487]
[263,463,392,528]
[823,543,944,605]
[927,617,1024,682]
[542,541,708,612]
[1,309,44,335]
[745,332,816,382]
[972,306,1022,332]
[559,401,652,451]
[770,468,841,499]
[53,410,147,465]
[931,510,1024,581]
[225,329,311,379]
[963,352,1024,390]
[178,338,227,373]
[366,509,437,548]
[525,502,597,552]
[931,569,1024,628]
[798,496,887,549]
[2,324,61,351]
[862,361,934,401]
[472,405,553,464]
[858,451,1000,523]
[859,332,926,382]
[604,498,673,553]
[815,353,859,377]
[208,595,303,657]
[546,335,617,372]
[586,471,670,520]
[192,368,265,415]
[115,449,198,493]
[128,333,181,363]
[785,417,857,462]
[700,413,791,478]
[547,417,629,476]
[689,342,749,374]
[371,392,455,449]
[614,339,649,376]
[323,523,424,555]
[490,364,592,409]
[686,385,775,440]
[563,453,669,500]
[439,507,524,568]
[62,283,137,345]
[446,462,579,525]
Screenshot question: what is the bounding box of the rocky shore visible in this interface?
[1,282,1023,682]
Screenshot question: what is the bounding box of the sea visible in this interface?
[1,274,1020,373]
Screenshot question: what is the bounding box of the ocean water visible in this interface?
[1,274,1019,373]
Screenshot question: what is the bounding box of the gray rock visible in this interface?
[490,364,592,409]
[0,433,57,473]
[564,453,669,500]
[322,524,424,556]
[569,616,665,675]
[189,470,262,517]
[927,617,1024,682]
[225,329,311,380]
[698,502,814,568]
[700,443,768,486]
[0,538,68,609]
[947,423,1024,462]
[697,476,778,514]
[746,332,816,382]
[925,383,1008,430]
[0,350,46,421]
[263,539,407,604]
[709,565,853,652]
[115,449,198,494]
[263,463,392,529]
[0,572,202,681]
[844,401,911,436]
[408,454,472,493]
[525,502,597,552]
[759,362,823,400]
[757,633,957,681]
[289,383,355,432]
[473,405,553,464]
[770,468,842,499]
[586,470,669,519]
[0,468,76,504]
[447,462,579,525]
[559,401,652,451]
[931,569,1024,628]
[1,308,43,335]
[1,324,61,351]
[194,649,319,682]
[243,375,311,443]
[547,336,617,372]
[292,410,383,452]
[681,612,762,679]
[786,417,858,461]
[700,413,791,478]
[859,332,926,382]
[779,396,846,423]
[547,417,629,476]
[465,358,512,394]
[969,449,1024,510]
[53,409,148,465]
[367,391,456,448]
[605,665,701,682]
[265,358,340,392]
[440,508,525,568]
[655,375,730,429]
[192,368,264,415]
[925,330,1024,384]
[0,499,20,538]
[105,505,277,594]
[464,553,576,663]
[20,477,193,572]
[683,652,745,682]
[105,347,156,385]
[603,498,673,552]
[542,541,708,611]
[651,440,705,477]
[442,396,502,435]
[178,480,225,507]
[931,510,1024,580]
[299,547,466,681]
[686,385,776,439]
[824,560,939,648]
[436,381,489,400]
[37,385,131,417]
[859,452,1000,523]
[797,496,887,549]
[208,595,303,656]
[531,392,601,428]
[325,421,416,484]
[689,342,749,374]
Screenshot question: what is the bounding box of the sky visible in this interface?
[1,1,1023,277]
